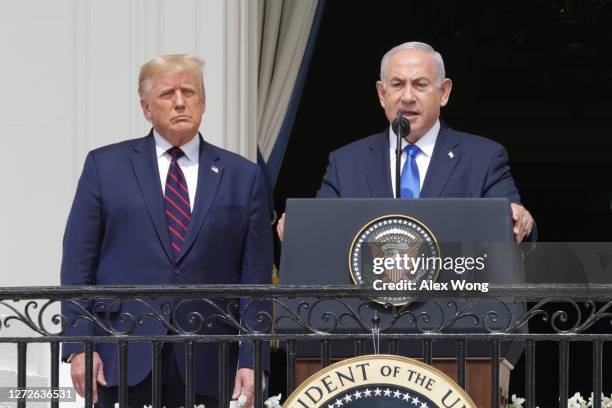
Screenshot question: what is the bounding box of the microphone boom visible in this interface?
[393,112,411,198]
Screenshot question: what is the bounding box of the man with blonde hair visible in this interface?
[61,54,272,408]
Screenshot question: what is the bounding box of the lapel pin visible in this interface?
[211,165,219,173]
[448,151,454,159]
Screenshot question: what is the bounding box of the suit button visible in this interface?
[173,268,180,275]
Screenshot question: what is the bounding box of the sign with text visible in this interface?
[284,354,476,408]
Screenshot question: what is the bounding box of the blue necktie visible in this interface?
[400,144,421,198]
[163,147,191,258]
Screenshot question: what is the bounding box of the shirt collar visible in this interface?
[389,119,440,157]
[153,130,200,164]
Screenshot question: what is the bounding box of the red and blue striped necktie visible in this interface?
[164,147,191,258]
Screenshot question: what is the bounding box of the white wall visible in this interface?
[0,0,253,404]
[0,0,252,284]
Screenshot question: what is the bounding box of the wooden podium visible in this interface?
[295,358,512,408]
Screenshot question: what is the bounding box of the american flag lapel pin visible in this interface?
[211,165,219,173]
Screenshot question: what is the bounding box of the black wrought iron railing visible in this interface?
[0,284,611,408]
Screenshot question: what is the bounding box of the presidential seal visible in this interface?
[283,354,476,408]
[349,215,440,305]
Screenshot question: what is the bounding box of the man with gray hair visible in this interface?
[279,41,534,242]
[61,54,272,408]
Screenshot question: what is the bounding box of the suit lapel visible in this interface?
[131,133,174,262]
[176,137,222,263]
[420,126,461,197]
[365,132,394,198]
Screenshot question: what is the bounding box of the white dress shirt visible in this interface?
[154,130,200,208]
[389,120,440,197]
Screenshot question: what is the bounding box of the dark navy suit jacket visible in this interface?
[317,124,522,202]
[61,132,273,397]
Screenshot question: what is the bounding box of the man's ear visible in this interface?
[140,99,152,122]
[376,80,386,109]
[439,78,452,107]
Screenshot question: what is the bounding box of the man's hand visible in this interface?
[70,351,107,403]
[232,367,265,408]
[511,203,534,243]
[276,212,286,242]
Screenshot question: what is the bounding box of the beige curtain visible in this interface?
[256,0,319,161]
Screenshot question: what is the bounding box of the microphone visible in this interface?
[392,111,410,198]
[392,113,410,138]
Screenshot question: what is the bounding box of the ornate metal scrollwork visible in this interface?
[1,287,612,337]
